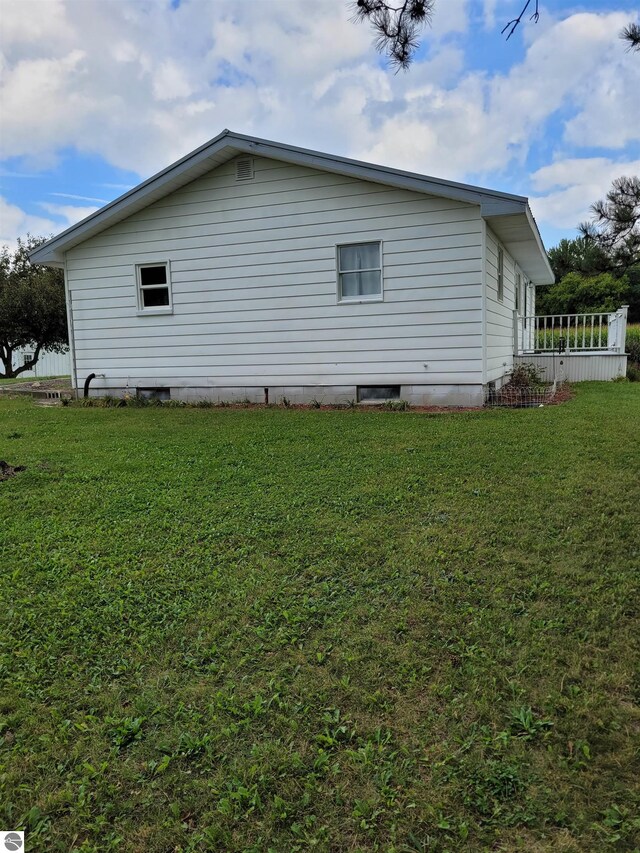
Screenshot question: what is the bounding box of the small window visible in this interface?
[357,385,400,402]
[23,352,34,366]
[137,263,172,312]
[515,273,521,311]
[497,247,504,302]
[337,242,382,302]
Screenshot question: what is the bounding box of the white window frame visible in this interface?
[336,240,383,304]
[497,247,504,302]
[136,262,173,315]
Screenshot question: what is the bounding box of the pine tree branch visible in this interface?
[620,22,640,52]
[501,0,540,41]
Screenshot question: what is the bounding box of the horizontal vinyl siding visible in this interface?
[66,156,484,388]
[485,227,517,382]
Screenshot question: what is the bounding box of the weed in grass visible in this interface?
[593,804,640,846]
[108,716,145,750]
[384,398,410,411]
[508,705,554,740]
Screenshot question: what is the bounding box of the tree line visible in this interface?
[539,177,640,322]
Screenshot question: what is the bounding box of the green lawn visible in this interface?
[1,385,639,852]
[0,375,69,385]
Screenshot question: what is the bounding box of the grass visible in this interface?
[1,384,639,852]
[0,375,69,385]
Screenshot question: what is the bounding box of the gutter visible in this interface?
[63,255,79,398]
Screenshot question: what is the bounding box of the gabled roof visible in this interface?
[30,129,554,284]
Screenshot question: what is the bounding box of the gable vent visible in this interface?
[235,157,254,181]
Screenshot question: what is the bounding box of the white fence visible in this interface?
[515,306,628,355]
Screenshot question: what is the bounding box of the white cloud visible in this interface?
[483,0,499,30]
[0,49,90,165]
[530,156,640,229]
[0,0,638,253]
[563,35,640,148]
[0,196,58,248]
[50,192,108,204]
[0,196,98,250]
[39,202,100,226]
[0,0,72,46]
[360,10,639,179]
[153,60,194,102]
[0,0,379,174]
[431,0,469,36]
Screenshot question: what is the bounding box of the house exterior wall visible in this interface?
[484,226,529,385]
[11,347,70,378]
[65,155,486,405]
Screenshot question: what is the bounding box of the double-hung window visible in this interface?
[337,242,382,302]
[137,262,172,312]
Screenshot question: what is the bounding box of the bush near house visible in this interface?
[1,385,639,852]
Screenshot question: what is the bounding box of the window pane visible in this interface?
[358,270,381,295]
[140,265,167,286]
[142,286,170,307]
[340,272,360,298]
[339,243,379,272]
[340,270,381,298]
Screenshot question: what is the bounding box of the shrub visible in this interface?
[626,364,640,382]
[510,363,547,388]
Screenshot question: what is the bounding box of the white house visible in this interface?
[9,347,70,380]
[30,130,555,406]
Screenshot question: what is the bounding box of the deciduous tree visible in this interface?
[0,236,68,379]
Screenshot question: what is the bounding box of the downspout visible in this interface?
[480,218,488,392]
[83,373,97,398]
[63,255,79,399]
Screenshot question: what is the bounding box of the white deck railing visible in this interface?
[515,305,628,355]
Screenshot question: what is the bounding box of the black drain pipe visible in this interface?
[83,373,97,398]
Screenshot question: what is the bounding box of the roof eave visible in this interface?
[29,129,533,265]
[483,206,554,286]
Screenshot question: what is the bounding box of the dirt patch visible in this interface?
[0,378,71,393]
[0,460,26,481]
[546,383,575,405]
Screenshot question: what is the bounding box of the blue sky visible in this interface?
[1,0,639,251]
